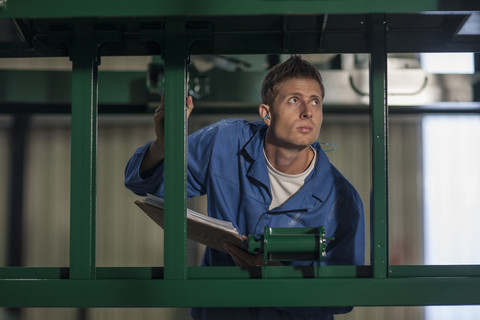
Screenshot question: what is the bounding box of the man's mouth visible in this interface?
[297,126,313,133]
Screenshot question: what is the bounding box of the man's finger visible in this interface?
[223,243,243,266]
[186,95,194,118]
[224,242,263,267]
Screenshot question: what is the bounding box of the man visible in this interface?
[125,55,365,320]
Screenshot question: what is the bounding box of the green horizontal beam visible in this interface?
[3,70,480,115]
[0,70,151,105]
[1,266,478,307]
[389,265,480,278]
[2,265,479,280]
[0,266,360,280]
[3,101,480,116]
[0,276,479,308]
[3,14,480,57]
[0,0,446,19]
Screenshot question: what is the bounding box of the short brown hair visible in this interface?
[261,55,325,107]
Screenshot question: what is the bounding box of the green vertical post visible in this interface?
[69,21,99,280]
[163,18,188,280]
[369,14,389,279]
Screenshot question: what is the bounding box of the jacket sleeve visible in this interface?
[124,141,166,196]
[124,121,226,198]
[182,126,216,198]
[326,185,365,266]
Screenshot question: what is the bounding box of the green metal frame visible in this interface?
[1,0,480,310]
[0,0,446,18]
[163,17,189,280]
[69,21,99,281]
[0,265,480,307]
[370,14,389,279]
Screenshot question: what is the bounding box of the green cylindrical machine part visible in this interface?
[248,226,330,263]
[264,234,318,253]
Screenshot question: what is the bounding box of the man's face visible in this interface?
[266,77,323,150]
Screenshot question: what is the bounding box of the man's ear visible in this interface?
[259,104,271,123]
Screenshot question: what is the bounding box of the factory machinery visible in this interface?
[0,0,479,310]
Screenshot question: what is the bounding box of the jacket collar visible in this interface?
[242,123,335,208]
[243,123,270,189]
[269,143,335,212]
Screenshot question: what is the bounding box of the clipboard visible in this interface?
[135,194,247,253]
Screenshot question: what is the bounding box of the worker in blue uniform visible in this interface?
[124,55,365,320]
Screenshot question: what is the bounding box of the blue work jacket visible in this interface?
[125,119,365,319]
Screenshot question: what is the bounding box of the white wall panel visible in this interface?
[24,125,70,266]
[7,113,424,320]
[97,119,164,267]
[323,116,424,320]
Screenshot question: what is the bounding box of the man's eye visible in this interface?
[289,98,298,103]
[312,100,320,105]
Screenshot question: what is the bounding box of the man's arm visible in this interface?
[140,94,195,173]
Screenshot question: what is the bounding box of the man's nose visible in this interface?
[300,103,313,119]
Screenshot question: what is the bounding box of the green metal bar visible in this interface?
[69,21,99,280]
[0,267,69,279]
[389,265,480,278]
[0,0,438,18]
[370,14,389,279]
[0,266,362,280]
[1,277,479,308]
[2,265,480,281]
[163,18,188,280]
[0,0,446,19]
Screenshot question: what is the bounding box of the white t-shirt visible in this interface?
[264,147,317,210]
